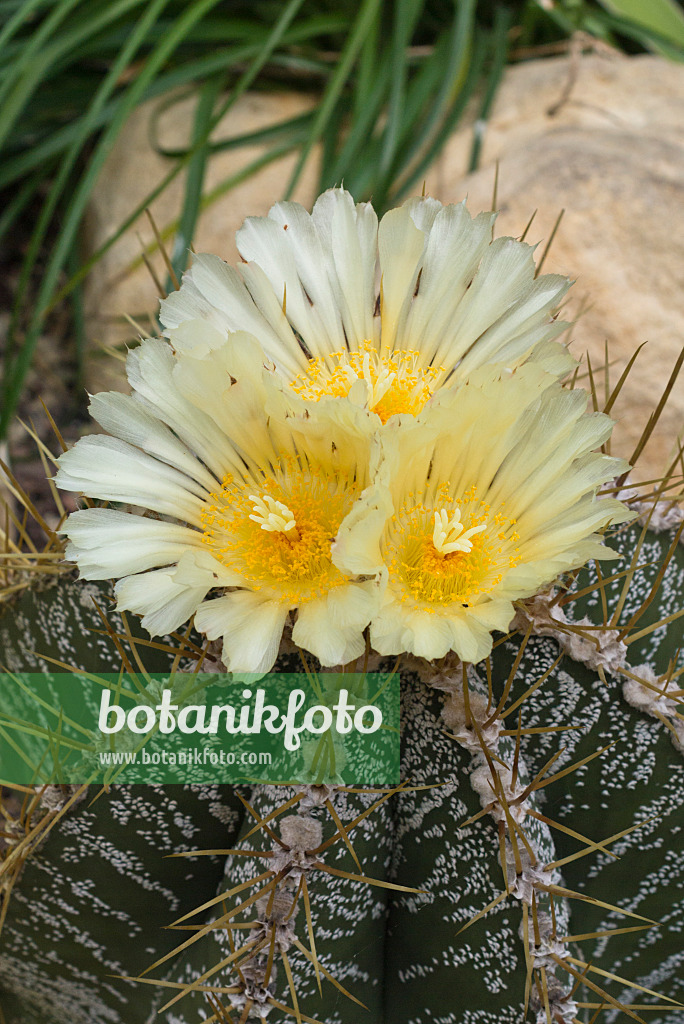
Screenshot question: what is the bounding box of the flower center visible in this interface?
[385,486,520,608]
[290,341,443,423]
[249,494,299,540]
[200,458,360,604]
[432,508,486,555]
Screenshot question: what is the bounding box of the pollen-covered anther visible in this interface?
[432,509,486,555]
[384,487,521,608]
[290,340,442,423]
[249,494,300,540]
[201,461,360,606]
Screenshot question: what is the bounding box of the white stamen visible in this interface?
[336,350,397,408]
[369,365,397,407]
[249,494,299,538]
[433,509,486,555]
[338,364,359,387]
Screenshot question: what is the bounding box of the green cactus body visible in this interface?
[1,518,683,1022]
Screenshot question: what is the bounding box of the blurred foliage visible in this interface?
[1,0,683,439]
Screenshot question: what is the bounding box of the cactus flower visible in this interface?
[333,362,634,663]
[55,335,381,674]
[159,187,574,424]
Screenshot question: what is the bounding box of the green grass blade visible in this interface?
[0,0,49,53]
[127,135,309,278]
[168,73,226,287]
[0,42,320,190]
[0,0,84,111]
[49,0,312,311]
[595,7,684,58]
[324,56,391,189]
[1,0,174,432]
[468,5,512,173]
[392,28,486,203]
[66,232,87,395]
[0,168,42,246]
[352,0,381,123]
[283,0,383,200]
[0,0,148,153]
[353,41,441,201]
[379,0,425,179]
[380,0,477,203]
[597,0,684,48]
[1,0,308,437]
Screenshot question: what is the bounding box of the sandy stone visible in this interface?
[83,90,318,392]
[431,53,684,480]
[84,55,683,482]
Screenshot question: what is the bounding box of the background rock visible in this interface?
[433,52,684,481]
[83,90,317,392]
[84,54,683,482]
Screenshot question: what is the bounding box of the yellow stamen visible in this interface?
[290,340,443,423]
[385,485,520,608]
[200,458,360,604]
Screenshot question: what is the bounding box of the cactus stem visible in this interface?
[622,663,684,754]
[167,786,399,1020]
[513,593,627,674]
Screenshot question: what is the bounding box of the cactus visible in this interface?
[1,506,683,1023]
[1,185,683,1023]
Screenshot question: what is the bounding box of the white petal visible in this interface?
[371,594,455,660]
[166,318,228,357]
[454,274,570,378]
[284,395,375,483]
[371,588,495,663]
[311,187,378,347]
[239,261,308,376]
[61,507,206,580]
[268,200,348,349]
[173,547,240,586]
[170,336,294,475]
[497,536,622,600]
[115,551,219,636]
[431,236,536,368]
[160,253,303,376]
[55,436,207,524]
[399,202,495,361]
[126,339,238,478]
[489,393,620,518]
[194,591,289,675]
[291,583,379,666]
[475,322,573,382]
[88,391,218,492]
[517,497,633,561]
[524,336,576,379]
[176,255,257,331]
[237,202,344,359]
[446,612,494,664]
[513,454,625,534]
[159,270,225,331]
[420,363,558,501]
[401,194,444,233]
[377,206,425,354]
[333,479,392,576]
[467,599,515,634]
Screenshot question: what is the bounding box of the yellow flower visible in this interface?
[333,363,633,664]
[160,188,574,424]
[56,188,629,673]
[55,334,381,674]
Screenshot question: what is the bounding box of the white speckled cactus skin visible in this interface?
[0,512,683,1024]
